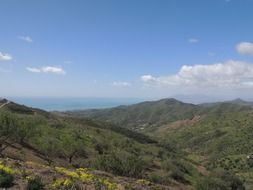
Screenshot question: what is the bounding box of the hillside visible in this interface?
[0,158,178,190]
[67,98,253,189]
[0,99,249,189]
[0,99,209,190]
[155,102,253,189]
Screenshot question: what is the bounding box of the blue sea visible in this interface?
[7,97,144,111]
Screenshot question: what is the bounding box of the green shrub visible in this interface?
[162,159,193,174]
[0,169,14,188]
[162,159,192,184]
[170,168,190,184]
[27,176,44,190]
[148,172,172,185]
[94,151,146,178]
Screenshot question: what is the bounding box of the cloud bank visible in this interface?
[26,66,66,75]
[141,60,253,89]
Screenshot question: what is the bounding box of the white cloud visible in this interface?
[141,60,253,89]
[236,42,253,55]
[112,81,131,87]
[188,38,199,43]
[141,75,158,83]
[0,52,12,61]
[42,66,66,74]
[26,66,66,75]
[18,36,33,43]
[26,67,41,73]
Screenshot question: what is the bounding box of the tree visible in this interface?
[60,129,87,164]
[15,118,38,144]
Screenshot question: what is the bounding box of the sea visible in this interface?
[6,97,144,111]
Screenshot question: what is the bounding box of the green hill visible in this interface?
[67,98,253,189]
[0,99,248,189]
[66,98,203,131]
[155,102,253,189]
[0,99,207,190]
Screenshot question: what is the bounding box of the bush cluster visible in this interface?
[94,151,146,178]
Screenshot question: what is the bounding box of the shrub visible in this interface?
[247,158,253,168]
[195,169,245,190]
[95,142,109,155]
[94,151,146,178]
[162,159,192,174]
[27,176,44,190]
[0,169,14,188]
[162,159,192,184]
[148,172,172,185]
[170,168,190,184]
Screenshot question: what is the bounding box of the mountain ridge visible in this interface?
[66,97,253,131]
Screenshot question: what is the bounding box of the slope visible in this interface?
[0,100,205,190]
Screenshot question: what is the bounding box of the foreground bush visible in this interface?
[0,169,14,188]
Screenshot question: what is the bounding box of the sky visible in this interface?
[1,0,253,101]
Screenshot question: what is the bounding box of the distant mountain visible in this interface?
[200,98,253,108]
[66,98,204,131]
[67,98,253,131]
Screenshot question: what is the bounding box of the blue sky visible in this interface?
[1,0,253,100]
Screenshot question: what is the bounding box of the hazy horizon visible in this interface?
[1,95,253,111]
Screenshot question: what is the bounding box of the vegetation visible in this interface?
[196,169,245,190]
[0,98,252,189]
[27,176,45,190]
[0,169,13,188]
[66,98,202,131]
[0,158,175,190]
[94,150,146,178]
[68,98,253,189]
[0,100,200,189]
